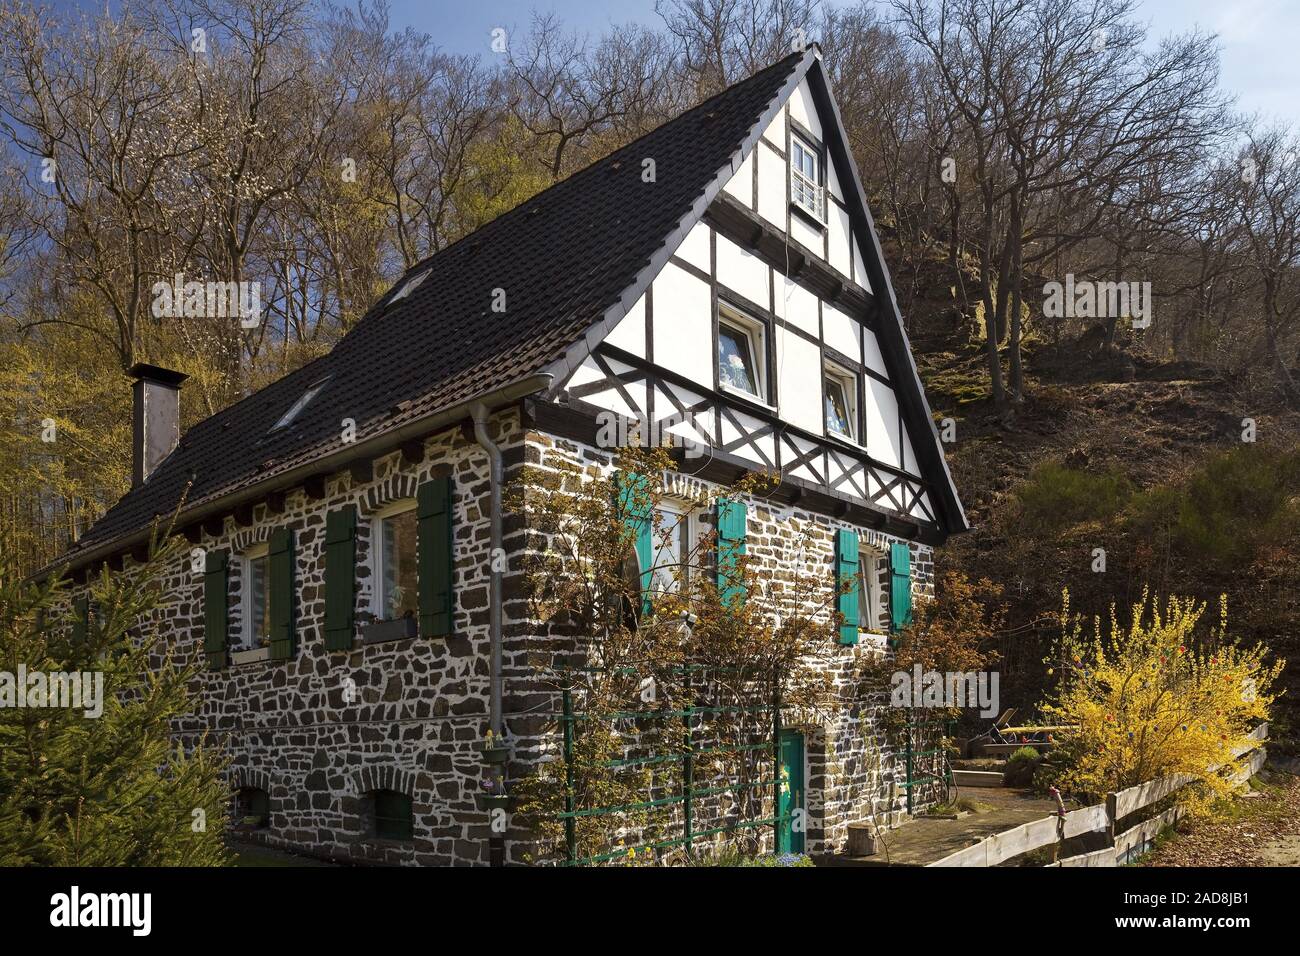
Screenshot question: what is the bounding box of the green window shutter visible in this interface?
[71,597,89,643]
[716,498,747,608]
[268,527,296,660]
[615,472,653,616]
[203,550,229,670]
[890,541,913,633]
[418,477,454,637]
[324,506,357,650]
[835,529,859,645]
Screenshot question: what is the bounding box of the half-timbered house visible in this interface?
[53,46,966,865]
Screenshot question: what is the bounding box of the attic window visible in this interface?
[271,377,330,431]
[791,133,825,221]
[824,363,859,441]
[388,269,429,305]
[717,303,767,401]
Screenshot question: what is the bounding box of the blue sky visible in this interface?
[381,0,1299,126]
[50,0,1300,124]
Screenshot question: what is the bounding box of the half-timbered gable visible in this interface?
[548,52,966,544]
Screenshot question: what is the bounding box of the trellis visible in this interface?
[554,662,790,866]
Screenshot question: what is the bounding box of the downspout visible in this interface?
[469,401,506,867]
[469,401,505,742]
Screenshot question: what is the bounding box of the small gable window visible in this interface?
[271,377,329,431]
[717,304,767,401]
[824,363,859,441]
[241,543,270,649]
[388,269,429,305]
[367,789,414,841]
[373,501,419,621]
[791,133,824,220]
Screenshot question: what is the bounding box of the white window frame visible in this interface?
[371,499,418,620]
[824,361,860,442]
[240,542,270,650]
[858,546,886,637]
[649,501,710,595]
[791,133,825,221]
[271,376,330,431]
[717,302,768,403]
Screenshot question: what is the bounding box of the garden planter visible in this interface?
[475,794,514,812]
[479,744,510,764]
[361,617,417,645]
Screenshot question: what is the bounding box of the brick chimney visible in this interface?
[128,363,188,487]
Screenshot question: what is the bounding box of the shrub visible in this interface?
[0,545,231,865]
[1002,747,1042,787]
[1041,589,1281,811]
[1014,461,1132,533]
[1128,445,1300,567]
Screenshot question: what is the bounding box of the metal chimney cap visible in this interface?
[127,362,189,388]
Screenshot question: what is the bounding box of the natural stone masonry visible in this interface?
[65,407,934,865]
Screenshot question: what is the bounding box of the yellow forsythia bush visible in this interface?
[1041,589,1282,807]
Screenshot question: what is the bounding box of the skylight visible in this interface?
[388,269,429,305]
[271,377,330,431]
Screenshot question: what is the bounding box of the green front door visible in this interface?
[777,729,806,854]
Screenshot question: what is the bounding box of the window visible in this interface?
[388,268,429,305]
[373,502,419,621]
[858,548,885,634]
[824,363,859,441]
[241,543,270,649]
[271,377,329,431]
[717,303,767,401]
[235,787,270,828]
[648,503,701,594]
[791,134,824,220]
[368,789,413,841]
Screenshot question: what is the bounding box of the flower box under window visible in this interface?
[361,616,418,645]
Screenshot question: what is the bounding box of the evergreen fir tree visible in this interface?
[0,539,231,865]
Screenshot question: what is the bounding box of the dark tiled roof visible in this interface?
[70,52,806,559]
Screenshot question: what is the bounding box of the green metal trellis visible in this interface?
[556,662,788,866]
[902,717,954,813]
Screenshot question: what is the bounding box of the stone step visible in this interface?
[952,769,1004,788]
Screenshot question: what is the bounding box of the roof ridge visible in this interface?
[390,50,809,284]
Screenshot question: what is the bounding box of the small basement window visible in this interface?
[824,363,859,441]
[367,789,414,841]
[373,501,419,621]
[791,133,825,220]
[271,376,329,431]
[241,542,270,649]
[235,787,270,828]
[717,304,767,401]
